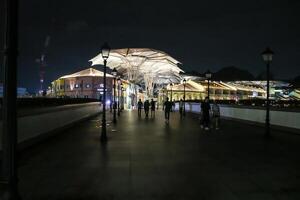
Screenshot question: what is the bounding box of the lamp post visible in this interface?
[161,86,165,109]
[162,86,165,101]
[2,0,20,198]
[205,70,212,100]
[111,68,117,123]
[100,42,110,142]
[123,86,126,110]
[183,79,186,116]
[261,47,274,138]
[120,83,124,111]
[166,87,168,99]
[170,83,173,101]
[117,77,121,116]
[170,83,173,112]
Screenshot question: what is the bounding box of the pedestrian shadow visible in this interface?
[149,117,155,122]
[164,123,172,141]
[137,115,142,121]
[99,141,109,165]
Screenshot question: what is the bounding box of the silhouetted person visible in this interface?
[150,99,156,117]
[144,100,150,117]
[201,97,211,130]
[138,99,143,117]
[179,99,184,118]
[113,101,117,111]
[163,97,172,123]
[212,101,220,130]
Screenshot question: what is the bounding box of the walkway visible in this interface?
[19,110,300,200]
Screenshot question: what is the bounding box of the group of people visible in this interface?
[137,99,156,118]
[200,97,220,130]
[163,96,220,129]
[137,97,220,129]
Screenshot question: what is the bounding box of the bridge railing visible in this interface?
[175,102,300,132]
[0,102,101,150]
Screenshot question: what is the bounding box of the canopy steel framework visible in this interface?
[90,48,184,97]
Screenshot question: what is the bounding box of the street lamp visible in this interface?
[205,70,212,100]
[123,86,126,110]
[170,82,173,111]
[120,83,124,111]
[2,0,20,198]
[261,47,274,138]
[166,86,169,104]
[100,42,110,142]
[183,79,186,116]
[117,77,121,116]
[162,86,165,108]
[111,68,117,123]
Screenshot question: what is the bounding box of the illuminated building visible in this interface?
[159,80,267,104]
[50,68,114,99]
[49,68,131,107]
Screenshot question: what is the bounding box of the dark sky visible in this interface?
[1,0,300,92]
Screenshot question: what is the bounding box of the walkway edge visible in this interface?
[0,112,101,159]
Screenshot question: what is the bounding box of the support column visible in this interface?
[1,0,20,199]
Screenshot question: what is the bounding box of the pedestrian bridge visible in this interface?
[4,105,300,199]
[0,102,299,151]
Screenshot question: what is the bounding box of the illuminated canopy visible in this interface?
[89,48,184,96]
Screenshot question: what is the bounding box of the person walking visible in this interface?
[144,100,150,118]
[201,97,211,130]
[137,99,143,117]
[163,97,172,123]
[179,99,184,118]
[150,99,156,118]
[212,101,220,130]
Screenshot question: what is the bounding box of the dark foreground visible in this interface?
[19,110,300,200]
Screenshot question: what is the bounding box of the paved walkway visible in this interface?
[19,110,300,200]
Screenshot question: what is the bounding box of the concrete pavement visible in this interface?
[18,110,300,200]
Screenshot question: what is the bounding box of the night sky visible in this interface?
[1,0,300,93]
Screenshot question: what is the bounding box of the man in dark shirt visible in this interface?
[201,97,211,130]
[144,100,150,118]
[150,99,156,117]
[137,99,143,117]
[163,97,172,123]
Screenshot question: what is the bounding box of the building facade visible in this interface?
[49,68,115,100]
[49,68,133,109]
[158,80,267,104]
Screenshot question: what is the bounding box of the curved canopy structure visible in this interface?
[89,48,184,96]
